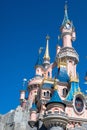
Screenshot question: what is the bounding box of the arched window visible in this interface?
[48,72,50,77]
[63,88,68,97]
[44,92,46,96]
[50,93,52,97]
[47,91,49,97]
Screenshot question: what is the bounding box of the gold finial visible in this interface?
[54,85,58,90]
[78,87,81,92]
[54,79,58,90]
[43,35,50,60]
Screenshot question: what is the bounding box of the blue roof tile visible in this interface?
[35,56,42,66]
[42,83,53,89]
[47,89,65,106]
[57,67,70,83]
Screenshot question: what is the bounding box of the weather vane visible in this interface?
[22,78,27,89]
[38,47,44,55]
[58,35,60,41]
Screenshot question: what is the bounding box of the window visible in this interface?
[48,111,52,114]
[48,72,50,77]
[63,88,68,97]
[44,92,46,96]
[47,91,49,97]
[50,93,52,97]
[54,111,59,114]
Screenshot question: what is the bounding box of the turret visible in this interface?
[61,2,76,48]
[28,79,41,104]
[36,78,53,119]
[20,90,26,108]
[43,35,50,68]
[43,83,68,130]
[56,2,79,80]
[29,102,38,128]
[20,90,26,101]
[35,47,43,77]
[20,78,27,109]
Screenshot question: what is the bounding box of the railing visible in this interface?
[44,110,68,118]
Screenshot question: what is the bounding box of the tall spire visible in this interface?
[62,1,70,26]
[43,35,50,61]
[43,35,50,68]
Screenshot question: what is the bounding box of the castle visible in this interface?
[0,2,87,130]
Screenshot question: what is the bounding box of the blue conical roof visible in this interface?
[42,83,53,89]
[62,2,70,26]
[47,89,65,106]
[35,56,42,67]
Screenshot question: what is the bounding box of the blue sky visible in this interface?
[0,0,87,114]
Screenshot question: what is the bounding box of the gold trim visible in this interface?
[58,61,67,68]
[43,36,50,60]
[53,78,58,90]
[42,78,54,84]
[70,77,79,82]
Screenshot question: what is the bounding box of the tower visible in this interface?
[43,35,50,69]
[35,47,43,77]
[43,82,68,130]
[56,2,79,81]
[29,102,38,128]
[20,78,28,109]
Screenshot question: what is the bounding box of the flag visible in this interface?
[39,47,44,54]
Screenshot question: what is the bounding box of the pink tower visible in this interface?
[56,3,79,80]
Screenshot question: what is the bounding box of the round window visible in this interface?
[74,95,85,114]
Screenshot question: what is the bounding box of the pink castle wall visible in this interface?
[62,28,72,47]
[66,106,87,119]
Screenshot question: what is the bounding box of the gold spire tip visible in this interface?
[43,35,50,60]
[54,79,58,90]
